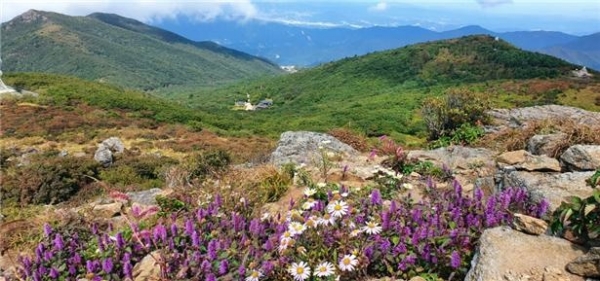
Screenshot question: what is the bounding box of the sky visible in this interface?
[1,0,599,34]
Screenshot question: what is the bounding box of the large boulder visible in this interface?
[270,131,358,167]
[465,226,586,281]
[501,170,596,211]
[407,146,496,170]
[126,188,164,206]
[560,145,600,172]
[527,133,567,157]
[487,105,600,129]
[496,150,561,172]
[93,137,125,167]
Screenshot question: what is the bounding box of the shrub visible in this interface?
[328,127,369,152]
[185,150,232,181]
[1,156,100,205]
[421,89,490,142]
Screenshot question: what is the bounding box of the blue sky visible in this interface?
[2,0,599,34]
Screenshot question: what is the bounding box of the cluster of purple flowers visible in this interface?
[15,181,548,281]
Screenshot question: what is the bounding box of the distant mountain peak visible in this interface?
[10,9,50,24]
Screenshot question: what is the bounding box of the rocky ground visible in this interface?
[1,105,600,280]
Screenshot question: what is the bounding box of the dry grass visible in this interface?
[480,117,600,157]
[328,127,370,152]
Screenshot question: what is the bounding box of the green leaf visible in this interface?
[391,235,400,245]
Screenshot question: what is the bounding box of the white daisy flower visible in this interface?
[305,216,318,229]
[245,269,263,281]
[289,221,307,236]
[362,221,383,235]
[316,182,327,188]
[289,261,311,281]
[278,237,291,253]
[349,229,362,237]
[327,200,349,218]
[318,214,336,226]
[338,254,358,272]
[302,199,317,210]
[280,231,292,241]
[315,262,334,277]
[304,188,317,197]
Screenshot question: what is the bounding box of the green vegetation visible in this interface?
[178,35,597,142]
[551,170,600,246]
[2,10,282,92]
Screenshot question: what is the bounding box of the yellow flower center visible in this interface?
[251,271,259,278]
[334,204,342,211]
[368,222,376,228]
[343,258,351,265]
[319,266,326,272]
[296,267,304,274]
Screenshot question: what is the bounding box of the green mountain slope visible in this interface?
[1,10,283,91]
[185,35,598,141]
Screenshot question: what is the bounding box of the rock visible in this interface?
[512,213,548,235]
[465,226,586,281]
[560,145,600,172]
[566,247,600,278]
[270,131,358,167]
[543,267,572,281]
[497,150,561,172]
[58,150,68,157]
[133,251,162,281]
[527,134,567,157]
[407,146,496,170]
[92,202,123,218]
[127,188,163,206]
[501,171,596,212]
[94,146,113,167]
[101,137,125,153]
[94,137,125,167]
[487,105,600,129]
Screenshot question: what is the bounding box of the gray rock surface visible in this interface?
[567,247,600,278]
[93,137,125,167]
[94,146,113,167]
[497,150,561,172]
[560,145,600,172]
[527,133,567,157]
[101,137,125,154]
[407,146,496,170]
[465,226,585,281]
[270,131,358,167]
[126,188,163,206]
[501,171,595,211]
[487,105,600,129]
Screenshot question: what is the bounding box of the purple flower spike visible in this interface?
[116,232,125,249]
[53,233,64,251]
[102,258,113,274]
[49,267,59,278]
[43,223,52,237]
[218,260,229,275]
[86,260,95,273]
[370,189,382,205]
[450,250,461,269]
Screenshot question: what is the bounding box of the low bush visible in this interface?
[1,156,100,205]
[421,89,490,143]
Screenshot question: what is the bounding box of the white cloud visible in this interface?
[475,0,512,7]
[369,1,388,12]
[0,0,257,23]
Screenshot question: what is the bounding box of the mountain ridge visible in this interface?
[1,10,283,92]
[155,18,598,69]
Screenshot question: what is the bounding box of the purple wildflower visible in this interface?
[49,267,59,278]
[450,250,461,269]
[218,260,229,275]
[43,223,52,237]
[102,258,113,273]
[53,233,64,250]
[116,232,125,249]
[370,189,382,205]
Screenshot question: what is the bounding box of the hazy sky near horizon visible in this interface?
[1,0,599,34]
